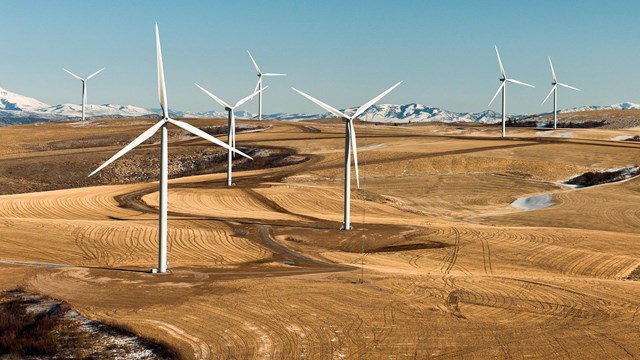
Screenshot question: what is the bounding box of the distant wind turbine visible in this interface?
[542,57,580,130]
[63,67,105,121]
[247,51,286,120]
[292,81,402,230]
[89,23,251,274]
[488,46,535,137]
[195,84,266,186]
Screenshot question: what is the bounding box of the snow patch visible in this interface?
[511,194,554,211]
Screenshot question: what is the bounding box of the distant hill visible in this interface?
[0,87,155,126]
[0,86,638,126]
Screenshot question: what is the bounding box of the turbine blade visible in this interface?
[253,78,261,94]
[542,85,556,104]
[89,120,165,177]
[488,82,505,107]
[558,82,581,91]
[63,68,84,81]
[156,23,169,119]
[195,83,231,109]
[495,45,506,78]
[351,81,402,120]
[349,120,360,188]
[506,78,535,88]
[247,50,262,74]
[86,68,105,81]
[262,73,287,76]
[234,86,268,108]
[167,119,252,160]
[291,87,349,119]
[548,56,557,83]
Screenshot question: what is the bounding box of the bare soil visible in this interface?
[1,115,640,359]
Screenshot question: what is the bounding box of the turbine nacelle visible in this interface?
[247,51,286,120]
[542,57,580,106]
[489,46,535,138]
[63,67,104,121]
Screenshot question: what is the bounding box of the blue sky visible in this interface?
[2,0,640,114]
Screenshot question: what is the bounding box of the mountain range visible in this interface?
[1,87,639,127]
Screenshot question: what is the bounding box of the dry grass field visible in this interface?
[0,113,639,359]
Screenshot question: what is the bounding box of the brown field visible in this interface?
[0,115,639,359]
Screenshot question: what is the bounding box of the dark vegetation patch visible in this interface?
[96,147,307,185]
[0,145,307,195]
[553,120,607,128]
[285,236,303,243]
[623,135,640,142]
[0,294,60,356]
[565,166,640,187]
[35,124,268,152]
[0,290,180,359]
[626,266,640,281]
[504,119,539,127]
[193,124,267,137]
[366,241,450,253]
[504,119,608,128]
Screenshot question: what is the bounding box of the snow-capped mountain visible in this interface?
[45,103,155,118]
[173,104,504,123]
[0,87,155,126]
[0,87,50,111]
[338,103,504,124]
[1,86,639,127]
[559,102,640,113]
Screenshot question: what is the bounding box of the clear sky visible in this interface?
[2,0,640,115]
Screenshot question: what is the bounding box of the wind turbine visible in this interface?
[63,67,105,121]
[89,23,252,274]
[542,57,580,130]
[194,84,266,186]
[247,51,286,120]
[488,46,535,137]
[292,81,402,230]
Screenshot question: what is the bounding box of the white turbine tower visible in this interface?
[63,67,104,121]
[89,23,252,274]
[488,46,535,137]
[542,57,581,130]
[292,81,402,230]
[194,84,266,186]
[247,51,286,120]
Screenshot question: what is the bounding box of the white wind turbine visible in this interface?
[247,51,286,120]
[542,57,580,130]
[488,46,535,137]
[292,81,402,230]
[63,67,105,120]
[89,23,252,274]
[194,83,266,186]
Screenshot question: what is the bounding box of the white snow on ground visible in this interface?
[613,135,635,141]
[511,193,554,211]
[536,130,573,138]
